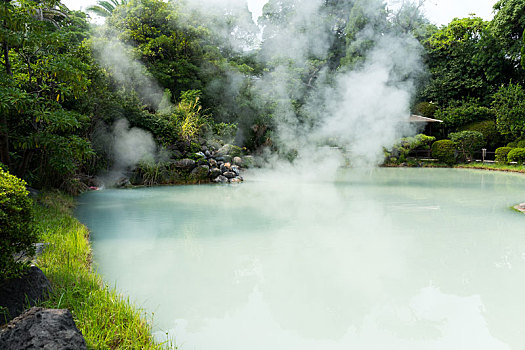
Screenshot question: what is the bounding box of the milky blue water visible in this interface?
[76,168,525,350]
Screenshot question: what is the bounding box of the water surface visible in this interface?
[76,168,525,350]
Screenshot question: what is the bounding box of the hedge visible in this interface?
[432,140,456,165]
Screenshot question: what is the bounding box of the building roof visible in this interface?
[409,114,443,123]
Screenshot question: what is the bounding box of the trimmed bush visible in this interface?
[507,141,518,148]
[432,140,456,164]
[495,147,513,163]
[0,168,37,280]
[413,102,438,119]
[517,140,525,148]
[507,148,525,164]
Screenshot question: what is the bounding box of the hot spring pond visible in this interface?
[76,168,525,349]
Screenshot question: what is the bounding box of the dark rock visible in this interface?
[197,158,209,167]
[209,168,222,179]
[231,165,241,176]
[214,175,229,184]
[0,267,52,324]
[191,165,210,181]
[115,177,130,188]
[215,156,225,162]
[174,159,197,172]
[0,307,87,350]
[209,158,217,168]
[223,171,236,179]
[170,150,183,160]
[26,187,40,199]
[220,163,231,173]
[232,157,242,166]
[216,144,242,157]
[205,150,212,158]
[222,155,232,163]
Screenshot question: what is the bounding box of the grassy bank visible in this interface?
[455,162,525,173]
[34,191,170,349]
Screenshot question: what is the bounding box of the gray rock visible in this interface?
[197,158,209,167]
[0,307,87,350]
[205,150,212,158]
[174,159,197,172]
[519,203,525,209]
[210,167,222,179]
[195,152,206,158]
[231,165,241,176]
[223,171,236,179]
[115,177,130,188]
[0,266,52,324]
[220,163,231,173]
[209,158,217,168]
[214,175,229,184]
[232,157,242,166]
[230,178,242,183]
[216,144,242,157]
[191,165,210,181]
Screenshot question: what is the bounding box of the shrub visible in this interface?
[434,99,495,129]
[507,148,525,164]
[0,168,37,280]
[413,102,438,119]
[449,131,485,161]
[507,141,518,148]
[459,120,501,149]
[495,147,513,163]
[517,140,525,148]
[389,134,435,163]
[432,140,456,164]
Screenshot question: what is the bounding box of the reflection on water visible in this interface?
[75,168,525,349]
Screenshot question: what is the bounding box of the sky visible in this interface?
[62,0,497,27]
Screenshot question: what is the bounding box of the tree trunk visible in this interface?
[0,113,10,167]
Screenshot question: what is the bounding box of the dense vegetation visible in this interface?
[1,0,524,188]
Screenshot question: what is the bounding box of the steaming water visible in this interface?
[76,168,525,350]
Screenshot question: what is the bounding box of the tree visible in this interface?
[492,0,525,68]
[493,82,525,138]
[422,16,515,106]
[449,130,485,161]
[87,0,128,18]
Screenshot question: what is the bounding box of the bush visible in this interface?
[449,131,485,161]
[517,140,525,148]
[0,168,37,280]
[432,140,456,164]
[507,148,525,164]
[459,120,501,149]
[434,99,495,129]
[495,147,513,163]
[507,141,518,148]
[413,102,438,119]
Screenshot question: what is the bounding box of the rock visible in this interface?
[231,165,241,176]
[190,165,210,181]
[174,159,197,172]
[223,171,236,179]
[26,187,40,199]
[209,167,222,179]
[0,266,52,324]
[230,178,243,183]
[195,152,206,158]
[232,157,242,166]
[209,158,217,168]
[214,175,229,184]
[115,177,130,188]
[205,150,212,158]
[220,163,231,173]
[0,307,87,350]
[519,203,525,209]
[197,158,209,167]
[216,144,243,157]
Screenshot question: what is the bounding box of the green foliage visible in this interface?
[459,120,501,149]
[507,148,525,164]
[434,99,495,129]
[449,131,485,161]
[87,0,127,18]
[492,0,525,66]
[431,139,456,165]
[517,140,525,148]
[0,168,36,280]
[422,16,515,105]
[495,146,513,163]
[389,134,436,163]
[507,141,518,148]
[493,83,525,138]
[413,102,438,119]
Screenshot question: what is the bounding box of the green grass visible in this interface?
[34,191,172,350]
[454,162,525,173]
